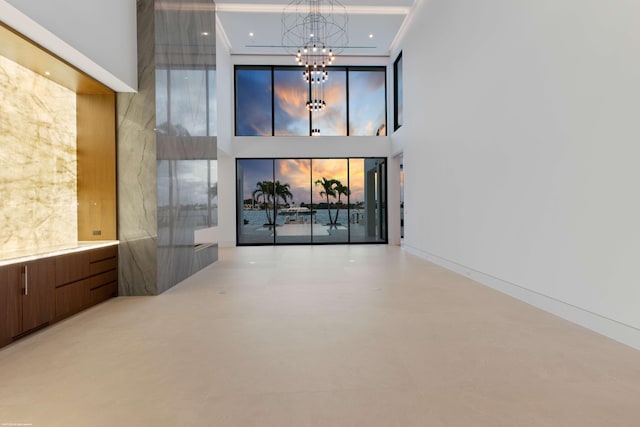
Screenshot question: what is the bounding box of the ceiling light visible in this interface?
[201,31,209,36]
[44,71,51,76]
[249,32,254,37]
[369,34,374,38]
[282,0,348,111]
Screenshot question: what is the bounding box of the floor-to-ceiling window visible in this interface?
[237,158,387,245]
[235,66,386,137]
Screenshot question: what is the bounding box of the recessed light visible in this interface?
[369,34,374,38]
[249,32,254,37]
[201,31,209,36]
[44,71,51,76]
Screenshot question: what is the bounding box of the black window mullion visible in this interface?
[308,78,312,136]
[346,68,350,136]
[272,158,276,244]
[347,158,351,243]
[271,67,275,136]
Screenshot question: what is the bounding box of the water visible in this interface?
[242,209,352,226]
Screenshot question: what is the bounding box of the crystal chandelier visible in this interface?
[282,0,348,113]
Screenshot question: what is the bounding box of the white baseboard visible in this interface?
[403,244,640,351]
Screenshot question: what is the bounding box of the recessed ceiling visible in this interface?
[216,0,415,56]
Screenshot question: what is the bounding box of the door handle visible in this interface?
[24,265,28,296]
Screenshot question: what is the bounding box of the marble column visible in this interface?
[117,0,217,296]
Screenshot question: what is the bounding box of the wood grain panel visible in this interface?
[88,282,118,306]
[90,270,118,290]
[0,23,112,95]
[55,278,90,321]
[89,246,118,263]
[0,264,22,345]
[22,258,56,332]
[77,94,117,241]
[55,252,91,287]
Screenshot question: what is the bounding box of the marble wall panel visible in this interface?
[116,0,158,295]
[0,55,77,257]
[117,0,217,295]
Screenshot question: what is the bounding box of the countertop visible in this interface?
[0,241,119,267]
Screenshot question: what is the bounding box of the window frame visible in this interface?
[393,51,403,132]
[234,65,387,137]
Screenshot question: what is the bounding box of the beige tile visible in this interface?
[1,246,639,425]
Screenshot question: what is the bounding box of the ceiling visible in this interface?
[215,0,415,57]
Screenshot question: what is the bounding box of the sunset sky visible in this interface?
[236,67,385,136]
[239,158,371,205]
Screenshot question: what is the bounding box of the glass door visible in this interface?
[237,159,276,245]
[236,158,387,245]
[274,159,312,244]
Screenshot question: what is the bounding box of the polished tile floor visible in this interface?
[1,245,639,426]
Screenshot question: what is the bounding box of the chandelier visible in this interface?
[282,0,348,113]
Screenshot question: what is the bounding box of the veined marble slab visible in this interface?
[0,55,78,254]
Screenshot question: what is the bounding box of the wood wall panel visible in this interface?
[77,93,117,241]
[0,23,112,95]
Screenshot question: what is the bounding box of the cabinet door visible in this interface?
[0,264,22,345]
[22,258,56,332]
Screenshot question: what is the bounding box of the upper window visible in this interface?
[393,52,403,131]
[235,65,386,137]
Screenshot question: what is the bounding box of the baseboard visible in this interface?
[403,245,640,351]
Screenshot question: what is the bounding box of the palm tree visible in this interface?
[275,180,293,209]
[333,180,350,224]
[315,177,337,225]
[252,180,275,225]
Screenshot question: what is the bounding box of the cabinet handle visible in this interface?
[24,265,28,296]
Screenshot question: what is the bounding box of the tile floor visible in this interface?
[1,245,639,426]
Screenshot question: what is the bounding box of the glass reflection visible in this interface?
[274,68,309,136]
[236,68,272,136]
[208,69,217,136]
[169,69,207,136]
[275,159,312,244]
[312,159,349,243]
[237,158,387,245]
[158,160,218,246]
[312,69,347,136]
[237,159,276,244]
[349,159,386,243]
[349,70,386,136]
[156,68,216,136]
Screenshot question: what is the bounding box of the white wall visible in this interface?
[396,0,640,348]
[2,0,137,91]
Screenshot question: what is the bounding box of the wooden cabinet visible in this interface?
[22,258,56,332]
[0,264,22,347]
[54,245,118,321]
[0,257,55,346]
[1,244,118,349]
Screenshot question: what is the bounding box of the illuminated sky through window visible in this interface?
[240,159,366,206]
[274,69,309,136]
[236,68,272,136]
[236,66,386,136]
